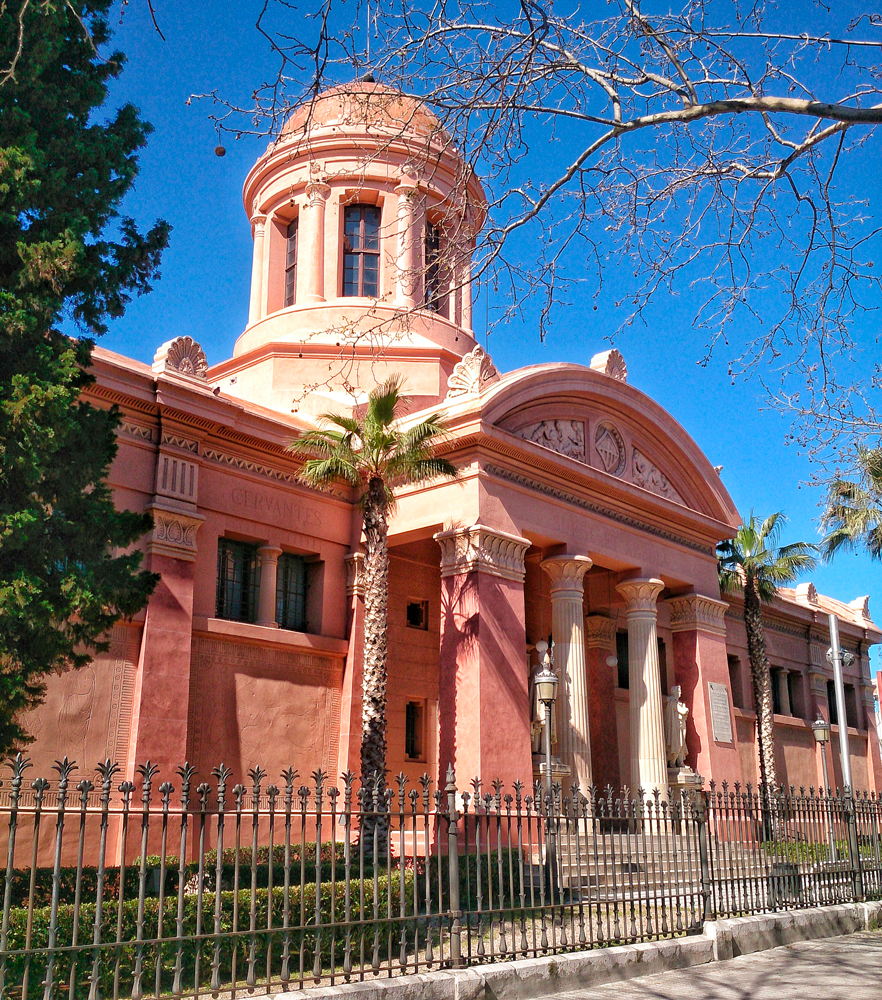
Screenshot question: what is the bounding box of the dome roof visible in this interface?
[280,81,447,142]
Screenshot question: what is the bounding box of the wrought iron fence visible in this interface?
[0,755,880,1000]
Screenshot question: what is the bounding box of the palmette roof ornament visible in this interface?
[589,348,627,382]
[152,337,209,379]
[446,346,499,398]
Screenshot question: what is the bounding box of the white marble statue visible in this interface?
[665,685,689,768]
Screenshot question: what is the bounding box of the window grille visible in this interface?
[276,552,308,631]
[216,539,259,623]
[284,218,298,306]
[424,220,445,314]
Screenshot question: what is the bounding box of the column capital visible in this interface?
[393,182,423,200]
[146,502,205,563]
[345,551,366,597]
[257,545,283,565]
[616,578,664,613]
[584,614,617,649]
[250,214,267,233]
[305,181,330,206]
[540,554,592,595]
[667,593,728,637]
[434,524,531,583]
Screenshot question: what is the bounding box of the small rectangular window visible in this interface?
[827,680,839,726]
[406,599,429,630]
[616,631,629,689]
[845,684,860,729]
[405,701,425,760]
[276,553,308,631]
[728,655,743,709]
[284,218,298,307]
[342,205,381,297]
[216,539,259,623]
[771,668,782,715]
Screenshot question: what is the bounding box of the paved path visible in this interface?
[553,931,882,1000]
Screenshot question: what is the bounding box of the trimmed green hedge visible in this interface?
[3,870,419,998]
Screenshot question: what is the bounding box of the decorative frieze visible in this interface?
[152,336,209,378]
[667,594,728,637]
[632,448,683,504]
[446,346,499,397]
[147,502,205,562]
[589,348,628,382]
[119,420,158,444]
[518,420,586,462]
[161,432,198,453]
[434,524,530,583]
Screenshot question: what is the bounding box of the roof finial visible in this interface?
[361,71,375,83]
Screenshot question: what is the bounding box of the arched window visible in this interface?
[342,205,381,297]
[424,220,445,314]
[284,218,298,307]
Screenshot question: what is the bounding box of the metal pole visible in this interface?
[828,614,853,789]
[445,765,463,968]
[543,699,559,901]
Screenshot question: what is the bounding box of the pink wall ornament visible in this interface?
[152,336,209,379]
[446,346,499,397]
[589,348,628,382]
[594,421,627,476]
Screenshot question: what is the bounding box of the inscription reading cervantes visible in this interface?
[231,487,321,530]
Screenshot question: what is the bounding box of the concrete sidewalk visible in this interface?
[554,930,882,999]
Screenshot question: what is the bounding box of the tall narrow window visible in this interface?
[405,701,425,760]
[827,680,839,726]
[616,631,629,689]
[216,539,259,623]
[424,220,444,313]
[276,553,308,631]
[284,218,298,306]
[342,205,381,297]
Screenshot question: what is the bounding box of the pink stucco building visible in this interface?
[21,82,882,796]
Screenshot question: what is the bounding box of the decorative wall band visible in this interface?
[485,464,714,556]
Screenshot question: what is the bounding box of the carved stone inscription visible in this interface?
[230,487,322,531]
[708,682,734,744]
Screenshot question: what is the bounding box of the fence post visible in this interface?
[695,791,713,923]
[445,765,463,968]
[844,788,864,902]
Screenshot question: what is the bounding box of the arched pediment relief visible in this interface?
[632,448,684,505]
[516,420,585,461]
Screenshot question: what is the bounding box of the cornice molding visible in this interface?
[485,463,715,556]
[434,524,531,583]
[202,447,350,502]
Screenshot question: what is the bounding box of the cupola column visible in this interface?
[394,181,422,308]
[460,254,473,332]
[256,545,283,628]
[248,215,267,324]
[301,182,330,304]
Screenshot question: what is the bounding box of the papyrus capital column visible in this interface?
[542,555,593,792]
[301,182,330,303]
[248,214,267,324]
[256,545,283,628]
[617,578,668,797]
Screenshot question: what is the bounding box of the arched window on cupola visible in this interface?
[343,204,381,297]
[284,218,298,307]
[424,219,446,317]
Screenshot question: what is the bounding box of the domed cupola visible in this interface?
[209,80,488,419]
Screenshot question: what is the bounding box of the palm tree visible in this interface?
[821,446,882,561]
[290,375,458,794]
[717,513,817,789]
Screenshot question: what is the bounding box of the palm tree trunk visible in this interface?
[743,577,778,791]
[360,477,390,854]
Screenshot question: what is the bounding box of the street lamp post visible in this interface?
[534,640,559,902]
[826,613,855,789]
[812,714,837,862]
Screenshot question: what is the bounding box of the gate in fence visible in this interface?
[0,755,880,1000]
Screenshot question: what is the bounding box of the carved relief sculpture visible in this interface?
[632,449,683,503]
[589,348,628,382]
[594,422,627,476]
[519,419,586,461]
[152,336,209,378]
[446,346,499,397]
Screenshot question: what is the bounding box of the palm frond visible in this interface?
[821,447,882,562]
[297,455,361,490]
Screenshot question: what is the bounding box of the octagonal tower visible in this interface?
[209,81,487,420]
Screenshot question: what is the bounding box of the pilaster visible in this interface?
[248,214,267,323]
[301,182,330,303]
[394,181,423,308]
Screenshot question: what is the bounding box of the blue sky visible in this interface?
[99,4,882,676]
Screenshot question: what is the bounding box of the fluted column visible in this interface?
[301,182,330,303]
[256,545,282,628]
[541,555,593,791]
[394,182,421,307]
[248,215,267,324]
[616,578,668,797]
